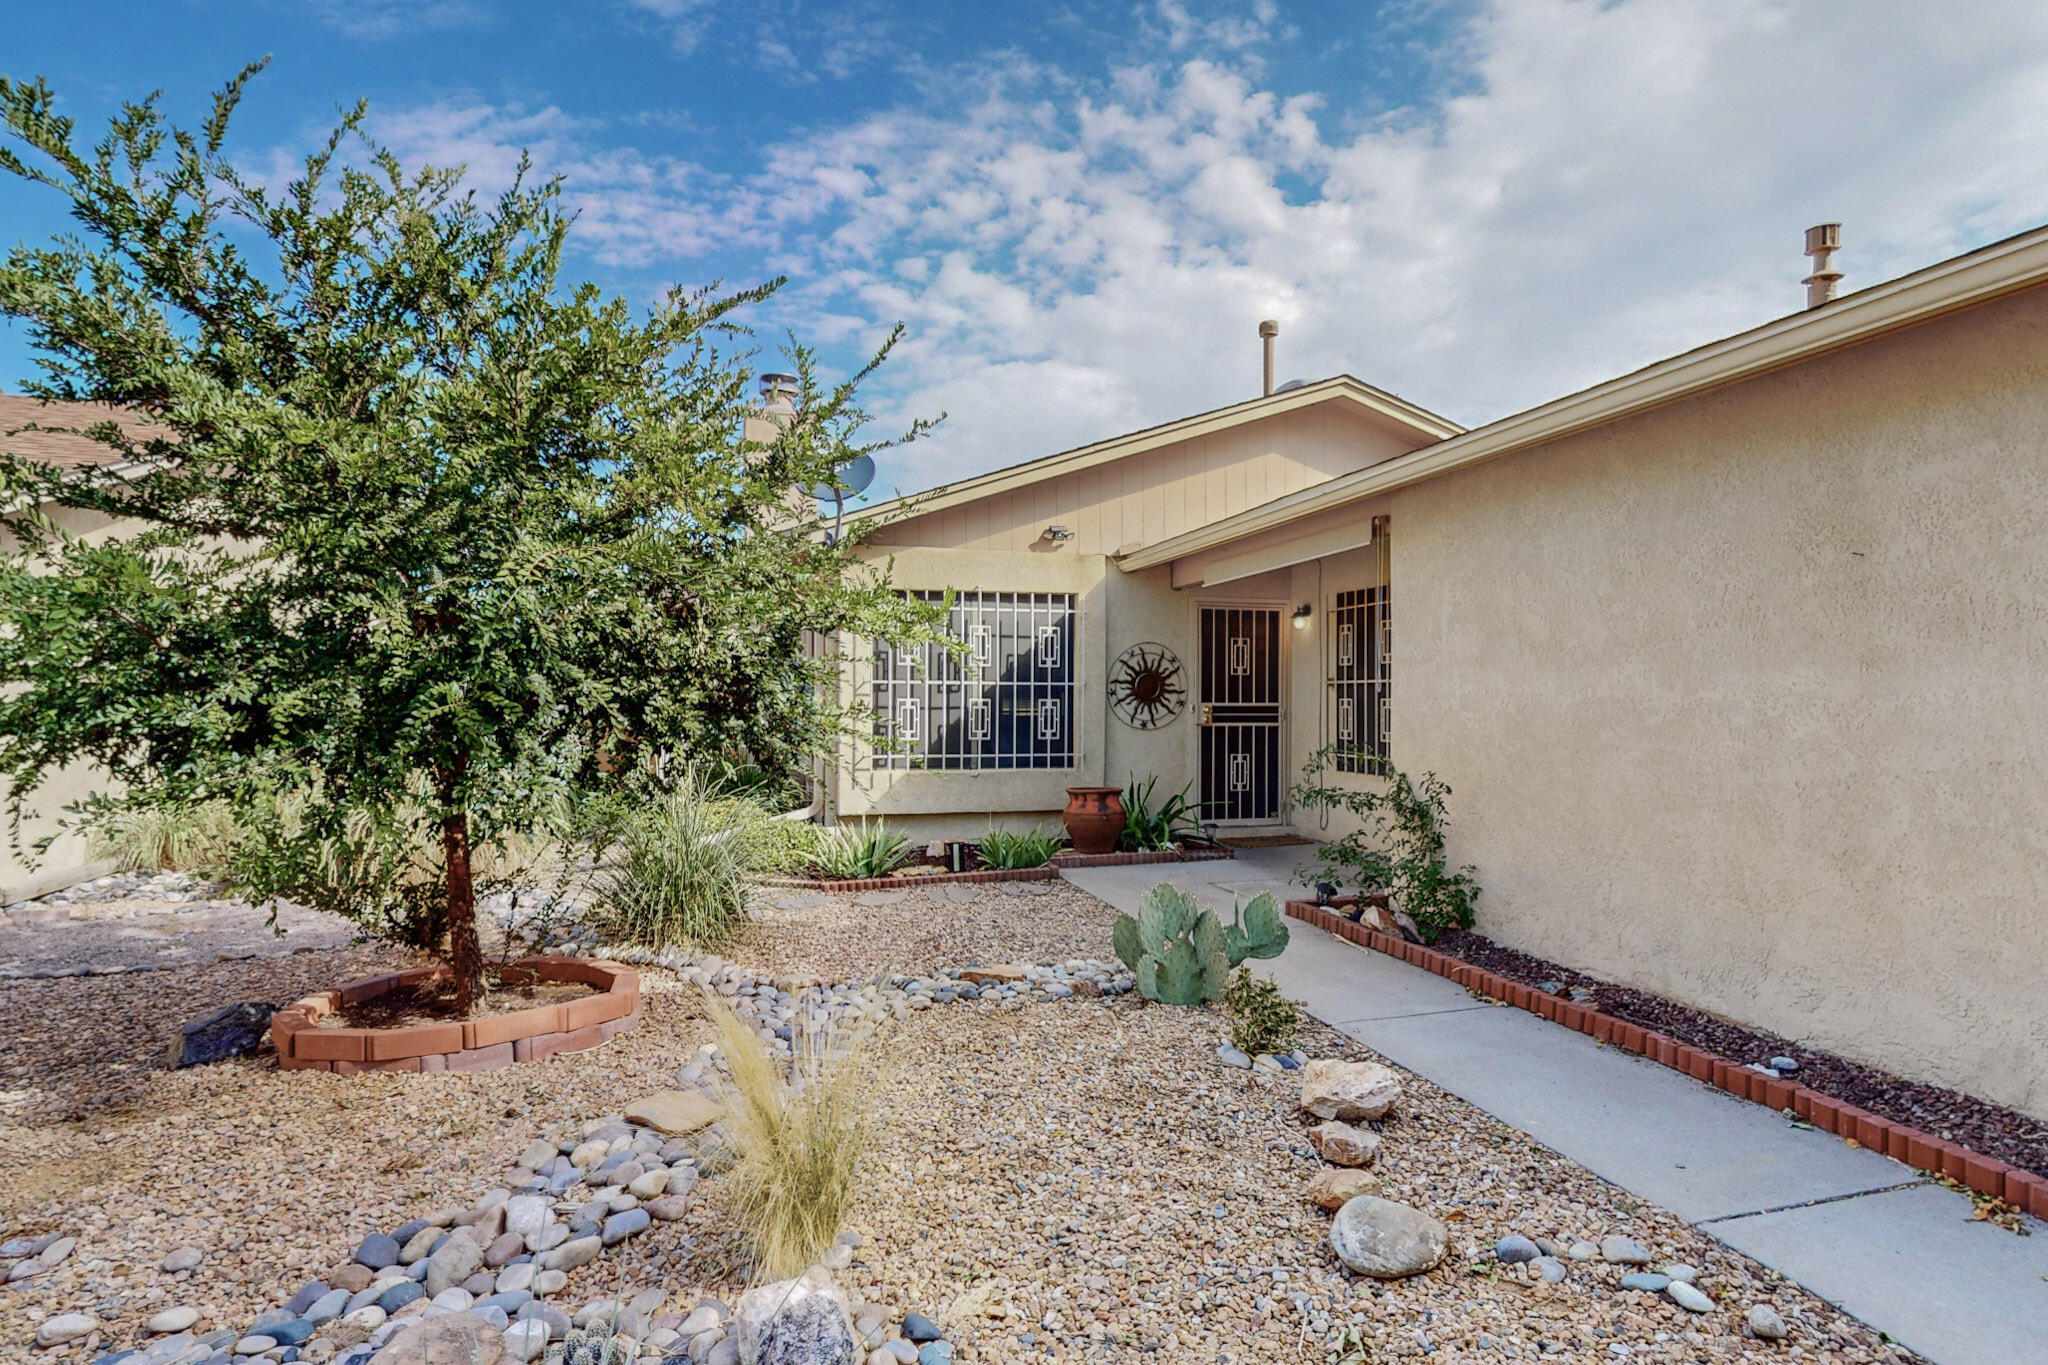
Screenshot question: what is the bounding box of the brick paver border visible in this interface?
[271,955,641,1074]
[1283,900,2048,1222]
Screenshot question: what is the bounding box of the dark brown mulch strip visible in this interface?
[324,974,596,1030]
[1433,928,2048,1182]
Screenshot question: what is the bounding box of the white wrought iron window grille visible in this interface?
[1328,582,1390,775]
[872,591,1076,769]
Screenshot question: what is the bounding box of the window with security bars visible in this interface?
[1329,583,1390,774]
[871,591,1075,769]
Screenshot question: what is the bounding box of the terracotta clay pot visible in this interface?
[1062,786,1126,855]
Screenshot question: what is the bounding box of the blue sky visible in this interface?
[6,0,2048,499]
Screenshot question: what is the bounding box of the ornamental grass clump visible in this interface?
[702,994,876,1281]
[591,767,779,948]
[88,798,239,873]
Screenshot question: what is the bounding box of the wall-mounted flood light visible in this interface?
[1041,525,1075,542]
[1291,604,1313,630]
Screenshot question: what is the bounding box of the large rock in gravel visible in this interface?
[1307,1120,1381,1167]
[1305,1168,1379,1210]
[1299,1059,1402,1122]
[1329,1196,1448,1279]
[35,1313,97,1347]
[169,1001,276,1068]
[373,1312,503,1365]
[425,1235,484,1296]
[734,1276,857,1365]
[624,1091,723,1137]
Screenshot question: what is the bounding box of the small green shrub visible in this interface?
[591,767,778,947]
[977,826,1062,869]
[1224,967,1299,1057]
[1119,774,1204,851]
[88,799,240,872]
[811,820,911,880]
[1290,748,1480,943]
[755,817,822,875]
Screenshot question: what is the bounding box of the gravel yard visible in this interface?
[0,876,1915,1364]
[732,881,1118,982]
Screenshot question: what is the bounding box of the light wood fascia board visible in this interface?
[1120,225,2048,573]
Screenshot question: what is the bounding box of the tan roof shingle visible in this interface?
[0,392,171,470]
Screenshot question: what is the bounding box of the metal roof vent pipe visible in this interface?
[1803,223,1842,309]
[1259,319,1278,395]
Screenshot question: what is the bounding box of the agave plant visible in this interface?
[976,826,1063,869]
[811,820,912,880]
[1118,774,1207,851]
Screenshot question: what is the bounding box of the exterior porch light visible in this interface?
[1292,604,1313,630]
[1041,524,1075,542]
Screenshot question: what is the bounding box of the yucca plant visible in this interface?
[702,993,876,1281]
[591,767,779,947]
[976,826,1062,869]
[811,820,911,880]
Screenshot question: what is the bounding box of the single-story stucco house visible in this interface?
[832,223,2048,1122]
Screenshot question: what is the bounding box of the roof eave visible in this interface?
[1120,222,2048,573]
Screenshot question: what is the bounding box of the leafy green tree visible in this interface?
[0,64,940,1009]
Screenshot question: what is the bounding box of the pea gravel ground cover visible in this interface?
[0,880,1915,1363]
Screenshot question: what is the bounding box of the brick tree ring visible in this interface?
[270,956,642,1074]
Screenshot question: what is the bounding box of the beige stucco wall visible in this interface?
[1389,284,2048,1120]
[0,503,128,900]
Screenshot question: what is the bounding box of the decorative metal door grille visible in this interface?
[1329,582,1390,775]
[1199,606,1281,821]
[871,591,1075,769]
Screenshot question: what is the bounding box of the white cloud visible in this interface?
[327,0,2048,498]
[299,0,489,40]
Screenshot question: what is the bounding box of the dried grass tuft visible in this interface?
[701,992,879,1281]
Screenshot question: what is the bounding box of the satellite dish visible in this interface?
[808,454,876,503]
[1275,378,1309,392]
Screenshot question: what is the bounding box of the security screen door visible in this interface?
[1198,605,1282,822]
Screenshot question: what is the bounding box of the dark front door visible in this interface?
[1199,605,1282,822]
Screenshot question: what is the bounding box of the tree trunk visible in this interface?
[442,810,486,1014]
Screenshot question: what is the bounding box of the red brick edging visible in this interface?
[765,846,1236,891]
[272,956,641,1075]
[1283,900,2048,1221]
[763,866,1060,892]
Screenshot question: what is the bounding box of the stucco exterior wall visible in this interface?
[0,503,128,901]
[868,401,1422,556]
[1389,285,2048,1119]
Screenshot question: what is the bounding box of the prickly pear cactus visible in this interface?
[1224,891,1290,963]
[1118,882,1233,1005]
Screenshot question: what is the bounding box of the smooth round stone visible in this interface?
[267,1319,317,1347]
[149,1307,203,1335]
[306,1291,350,1325]
[496,1264,535,1295]
[482,1233,525,1268]
[1531,1257,1568,1284]
[1567,1242,1599,1261]
[504,1320,548,1362]
[1667,1282,1713,1313]
[916,1345,953,1365]
[1494,1235,1539,1265]
[286,1284,330,1317]
[1745,1305,1788,1340]
[528,1224,570,1254]
[1662,1262,1698,1284]
[430,1289,473,1312]
[1599,1236,1652,1265]
[1329,1197,1449,1278]
[627,1169,668,1199]
[162,1248,207,1274]
[1619,1273,1671,1293]
[234,1336,278,1355]
[901,1314,942,1344]
[37,1314,98,1347]
[1769,1056,1799,1074]
[480,1292,532,1317]
[645,1195,690,1222]
[531,1270,568,1296]
[375,1282,426,1314]
[600,1209,650,1245]
[473,1307,510,1332]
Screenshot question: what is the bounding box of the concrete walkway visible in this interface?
[1062,847,2048,1365]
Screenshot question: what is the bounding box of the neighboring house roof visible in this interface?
[1121,219,2048,572]
[0,393,165,473]
[859,374,1463,526]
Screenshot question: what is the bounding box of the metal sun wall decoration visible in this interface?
[1108,641,1187,729]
